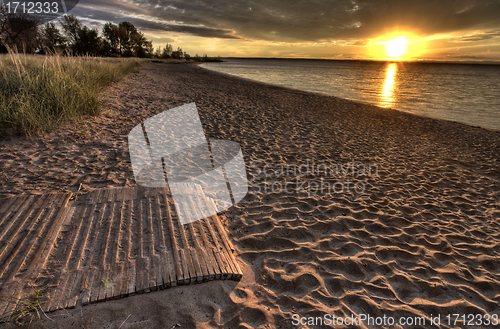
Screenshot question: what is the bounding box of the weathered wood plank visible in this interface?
[184,195,211,281]
[212,248,229,280]
[196,219,220,280]
[0,194,35,244]
[0,195,17,215]
[158,195,175,287]
[210,215,242,280]
[145,194,157,290]
[178,249,190,285]
[81,201,107,305]
[98,201,116,301]
[188,248,203,283]
[107,200,124,299]
[62,202,96,307]
[43,205,79,312]
[151,195,166,287]
[163,194,183,284]
[51,204,88,311]
[199,246,216,281]
[120,199,133,296]
[176,199,197,284]
[135,199,145,292]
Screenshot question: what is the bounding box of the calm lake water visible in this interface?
[200,58,500,131]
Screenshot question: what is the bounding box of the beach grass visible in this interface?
[0,50,143,137]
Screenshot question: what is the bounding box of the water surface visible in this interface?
[201,59,500,131]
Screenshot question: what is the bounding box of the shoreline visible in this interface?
[211,57,500,66]
[1,62,500,328]
[196,60,500,133]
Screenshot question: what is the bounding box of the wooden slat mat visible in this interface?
[0,186,241,318]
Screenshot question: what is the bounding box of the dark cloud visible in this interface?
[68,1,240,38]
[163,25,239,39]
[70,0,500,42]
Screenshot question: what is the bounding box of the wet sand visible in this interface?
[1,62,500,328]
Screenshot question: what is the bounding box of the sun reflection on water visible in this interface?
[379,63,397,108]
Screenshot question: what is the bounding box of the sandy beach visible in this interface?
[1,62,500,328]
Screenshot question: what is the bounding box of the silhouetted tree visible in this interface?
[155,43,173,58]
[131,29,151,57]
[162,43,172,58]
[75,26,101,55]
[41,22,67,53]
[171,47,183,59]
[102,22,120,55]
[0,3,41,53]
[117,21,137,56]
[60,15,103,55]
[103,21,152,57]
[60,14,81,50]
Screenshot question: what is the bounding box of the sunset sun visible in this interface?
[385,36,407,58]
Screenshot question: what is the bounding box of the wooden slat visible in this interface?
[107,200,124,299]
[163,194,183,284]
[92,190,102,204]
[196,219,221,280]
[43,193,58,208]
[184,189,225,281]
[210,214,242,280]
[178,249,190,285]
[199,246,216,281]
[160,195,176,287]
[203,215,229,279]
[151,195,167,287]
[97,201,116,301]
[212,247,230,280]
[126,200,136,295]
[120,199,133,295]
[0,195,17,214]
[135,199,145,292]
[145,195,157,289]
[89,204,109,303]
[188,248,203,283]
[49,205,86,311]
[176,198,197,284]
[43,205,78,312]
[63,203,96,308]
[81,201,107,305]
[0,195,35,243]
[184,195,212,282]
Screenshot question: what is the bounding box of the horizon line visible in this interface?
[219,56,500,66]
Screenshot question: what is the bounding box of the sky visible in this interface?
[68,0,500,61]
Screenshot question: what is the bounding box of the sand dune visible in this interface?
[1,62,500,328]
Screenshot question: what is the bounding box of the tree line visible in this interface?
[0,4,208,60]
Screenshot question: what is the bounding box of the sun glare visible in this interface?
[385,36,407,58]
